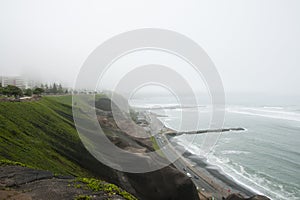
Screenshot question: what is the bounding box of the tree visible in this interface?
[24,88,32,96]
[52,83,58,94]
[0,83,3,95]
[33,87,44,96]
[45,84,50,94]
[58,83,63,94]
[3,85,23,98]
[40,84,45,90]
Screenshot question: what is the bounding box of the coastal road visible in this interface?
[148,113,225,199]
[155,134,224,199]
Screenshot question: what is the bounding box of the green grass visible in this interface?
[0,95,112,177]
[0,159,135,200]
[46,95,73,105]
[0,95,138,199]
[76,178,137,200]
[150,136,164,157]
[74,195,91,200]
[0,159,32,168]
[0,95,91,176]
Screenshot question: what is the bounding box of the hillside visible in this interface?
[0,95,200,200]
[0,95,101,177]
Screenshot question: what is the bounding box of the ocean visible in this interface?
[130,97,300,200]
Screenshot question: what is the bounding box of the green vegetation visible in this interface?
[150,136,164,157]
[0,95,138,199]
[46,95,73,105]
[0,159,136,200]
[1,85,23,98]
[24,88,33,96]
[76,178,137,200]
[150,136,159,151]
[0,95,95,176]
[0,82,69,98]
[32,87,44,96]
[129,109,138,122]
[74,195,91,200]
[42,83,67,95]
[0,159,32,168]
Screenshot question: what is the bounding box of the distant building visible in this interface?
[0,76,32,89]
[26,79,41,89]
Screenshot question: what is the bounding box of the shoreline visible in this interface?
[148,112,256,199]
[181,150,255,197]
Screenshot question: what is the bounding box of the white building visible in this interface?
[0,76,27,89]
[0,76,44,89]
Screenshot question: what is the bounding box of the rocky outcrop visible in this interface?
[94,97,116,112]
[247,195,270,200]
[0,164,199,200]
[126,166,199,200]
[0,165,130,200]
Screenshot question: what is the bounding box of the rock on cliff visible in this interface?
[0,165,134,200]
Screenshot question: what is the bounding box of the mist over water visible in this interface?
[130,96,300,200]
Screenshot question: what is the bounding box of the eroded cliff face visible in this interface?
[92,98,200,200]
[89,137,200,200]
[125,166,199,200]
[86,130,200,200]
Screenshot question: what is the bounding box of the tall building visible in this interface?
[0,76,27,89]
[0,76,43,89]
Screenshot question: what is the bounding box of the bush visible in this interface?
[2,85,23,98]
[24,88,33,96]
[74,195,91,200]
[77,178,137,200]
[33,87,44,96]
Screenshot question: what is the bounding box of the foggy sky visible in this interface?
[0,0,299,98]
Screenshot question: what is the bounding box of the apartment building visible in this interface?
[0,76,27,89]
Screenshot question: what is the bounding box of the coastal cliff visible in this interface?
[0,95,272,200]
[0,95,199,200]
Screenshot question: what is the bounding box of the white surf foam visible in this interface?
[156,107,299,200]
[206,152,298,200]
[173,135,299,200]
[221,150,250,155]
[227,106,300,122]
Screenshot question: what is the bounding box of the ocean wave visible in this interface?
[221,150,250,155]
[171,135,207,156]
[227,107,300,122]
[263,106,284,110]
[156,105,299,200]
[206,154,299,200]
[130,103,180,109]
[173,135,299,200]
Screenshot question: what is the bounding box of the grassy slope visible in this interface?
[0,95,98,177]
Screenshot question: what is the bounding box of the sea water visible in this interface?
[130,97,300,200]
